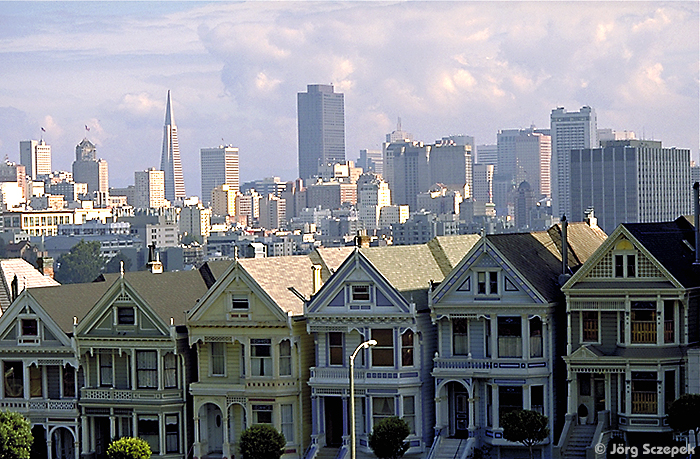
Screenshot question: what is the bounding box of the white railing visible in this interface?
[81,388,183,401]
[0,399,77,411]
[433,357,547,371]
[309,367,421,381]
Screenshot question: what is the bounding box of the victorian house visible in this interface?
[305,236,481,459]
[429,222,606,459]
[559,217,700,452]
[186,256,317,459]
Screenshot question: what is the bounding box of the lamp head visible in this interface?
[366,339,378,347]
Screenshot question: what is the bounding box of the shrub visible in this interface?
[239,424,286,459]
[368,416,410,459]
[106,437,152,459]
[667,394,700,433]
[0,410,33,459]
[501,409,549,459]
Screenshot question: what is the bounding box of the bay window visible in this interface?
[498,317,522,358]
[136,351,158,389]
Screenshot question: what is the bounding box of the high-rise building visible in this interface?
[356,149,383,176]
[357,173,391,230]
[472,163,494,204]
[134,168,167,209]
[259,194,286,230]
[0,160,26,201]
[475,144,498,168]
[297,84,345,182]
[179,203,212,242]
[570,140,691,234]
[211,184,237,217]
[430,139,473,196]
[200,145,239,205]
[72,138,108,195]
[160,90,186,203]
[550,106,598,218]
[20,139,51,180]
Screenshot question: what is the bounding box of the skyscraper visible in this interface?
[160,90,186,203]
[73,138,108,195]
[200,145,240,206]
[20,139,51,180]
[135,168,166,209]
[569,139,691,234]
[550,106,598,218]
[297,84,345,182]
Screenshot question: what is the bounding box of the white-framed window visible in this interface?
[165,414,180,454]
[371,329,394,367]
[613,240,636,278]
[3,361,23,398]
[329,332,344,366]
[476,271,499,295]
[62,365,76,398]
[136,351,158,389]
[18,317,39,344]
[529,317,543,358]
[453,319,469,356]
[631,301,657,344]
[29,364,42,398]
[497,317,522,358]
[530,385,544,414]
[279,340,292,376]
[117,307,135,325]
[350,284,371,302]
[401,330,414,366]
[138,415,160,454]
[230,294,249,310]
[251,339,272,376]
[372,396,395,428]
[99,353,113,387]
[403,395,416,434]
[163,353,178,388]
[281,404,294,443]
[210,342,226,376]
[253,404,273,424]
[498,385,523,422]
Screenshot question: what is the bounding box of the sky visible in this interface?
[0,1,698,198]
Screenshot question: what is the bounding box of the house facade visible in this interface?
[429,223,606,458]
[561,217,700,449]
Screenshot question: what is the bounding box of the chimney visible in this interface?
[37,256,54,279]
[311,265,322,295]
[694,182,700,265]
[147,244,163,274]
[354,229,370,248]
[10,275,18,301]
[558,215,571,286]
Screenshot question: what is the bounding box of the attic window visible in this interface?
[231,295,249,310]
[21,319,38,336]
[351,285,371,302]
[117,307,135,325]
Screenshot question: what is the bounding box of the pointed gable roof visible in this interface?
[0,258,60,312]
[427,234,482,277]
[26,281,112,333]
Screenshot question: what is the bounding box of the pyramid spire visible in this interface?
[164,90,174,126]
[160,90,186,202]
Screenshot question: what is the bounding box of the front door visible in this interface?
[325,397,344,447]
[94,418,110,459]
[594,374,606,421]
[455,392,469,438]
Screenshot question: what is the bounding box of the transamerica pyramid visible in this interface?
[160,90,186,203]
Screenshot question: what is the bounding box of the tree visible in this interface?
[239,424,285,459]
[106,437,152,459]
[501,410,550,459]
[368,416,410,459]
[104,251,133,274]
[0,410,33,459]
[667,394,700,433]
[54,240,105,284]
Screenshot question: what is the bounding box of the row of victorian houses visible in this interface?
[1,213,699,459]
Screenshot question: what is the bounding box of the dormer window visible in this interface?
[117,307,135,325]
[476,271,499,295]
[613,240,636,278]
[231,295,249,310]
[21,319,38,336]
[351,285,371,302]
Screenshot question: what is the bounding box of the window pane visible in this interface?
[63,365,76,398]
[352,285,370,301]
[138,415,160,453]
[211,342,225,376]
[166,414,179,453]
[372,329,394,367]
[453,319,468,356]
[30,365,42,397]
[164,353,178,388]
[582,311,598,342]
[402,331,414,366]
[372,397,395,427]
[281,404,293,444]
[117,307,135,325]
[280,340,292,376]
[21,319,38,336]
[136,351,158,389]
[498,386,523,420]
[329,332,344,366]
[100,354,113,387]
[403,396,415,434]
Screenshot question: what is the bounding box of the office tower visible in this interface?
[179,203,212,242]
[200,145,240,205]
[472,163,494,203]
[211,184,237,217]
[0,160,26,201]
[514,181,536,230]
[235,190,261,226]
[259,194,286,230]
[356,149,383,176]
[475,144,497,167]
[357,173,391,230]
[160,90,186,203]
[497,127,550,198]
[430,139,472,196]
[72,139,108,194]
[134,168,167,209]
[388,141,431,210]
[297,84,345,182]
[598,128,636,143]
[20,139,51,180]
[570,140,691,234]
[550,106,598,218]
[382,119,414,190]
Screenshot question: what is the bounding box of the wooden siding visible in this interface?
[599,312,618,354]
[47,365,60,398]
[470,320,486,359]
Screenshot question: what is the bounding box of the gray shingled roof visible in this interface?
[427,234,482,277]
[27,282,112,333]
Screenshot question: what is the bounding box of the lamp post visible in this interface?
[350,339,377,459]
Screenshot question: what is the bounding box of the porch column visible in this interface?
[311,396,319,437]
[342,395,349,446]
[468,384,477,433]
[490,317,498,359]
[492,385,500,429]
[223,408,231,459]
[193,411,201,459]
[80,416,89,456]
[109,413,116,440]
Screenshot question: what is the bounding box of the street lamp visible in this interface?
[350,339,377,459]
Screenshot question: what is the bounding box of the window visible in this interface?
[253,404,273,424]
[211,342,226,376]
[251,339,272,376]
[329,332,344,366]
[136,351,158,389]
[631,372,657,414]
[62,365,75,398]
[29,365,42,397]
[529,317,543,358]
[117,307,135,325]
[614,253,636,278]
[164,353,178,388]
[351,285,371,302]
[631,301,656,344]
[453,319,469,356]
[665,370,676,413]
[279,340,292,376]
[531,385,544,414]
[165,414,179,453]
[477,271,498,295]
[664,301,675,343]
[403,396,416,434]
[100,354,113,387]
[21,319,38,336]
[371,329,394,367]
[281,404,294,443]
[486,386,493,427]
[372,397,395,427]
[138,415,160,453]
[498,386,523,420]
[498,317,522,358]
[401,331,414,366]
[582,311,599,342]
[4,361,23,398]
[231,295,249,310]
[485,317,491,358]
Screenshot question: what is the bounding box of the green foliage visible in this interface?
[54,240,105,284]
[0,410,33,459]
[501,410,549,459]
[104,251,133,274]
[106,437,152,459]
[239,424,286,459]
[368,416,410,459]
[667,394,700,432]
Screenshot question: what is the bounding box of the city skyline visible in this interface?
[0,1,697,198]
